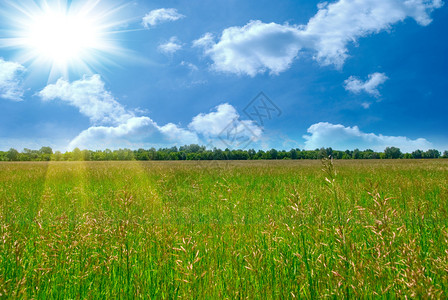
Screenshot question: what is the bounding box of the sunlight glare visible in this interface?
[0,0,131,81]
[27,12,98,64]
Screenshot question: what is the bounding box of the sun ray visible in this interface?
[0,0,135,82]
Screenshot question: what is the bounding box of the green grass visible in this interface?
[1,160,448,298]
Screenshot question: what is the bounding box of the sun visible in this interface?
[27,10,99,64]
[0,0,132,81]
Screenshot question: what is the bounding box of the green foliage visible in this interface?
[384,147,403,159]
[1,160,448,298]
[412,149,424,159]
[1,145,447,161]
[6,148,19,161]
[423,149,441,159]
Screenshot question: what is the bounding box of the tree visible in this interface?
[423,149,440,159]
[256,150,265,159]
[384,147,402,159]
[0,145,442,161]
[0,151,7,161]
[104,149,114,160]
[117,149,130,160]
[317,148,327,159]
[39,146,53,161]
[135,149,149,161]
[82,150,92,161]
[39,146,53,155]
[289,149,298,160]
[63,151,72,161]
[344,150,352,159]
[6,148,19,161]
[52,151,63,161]
[268,149,278,159]
[247,149,256,160]
[362,149,378,159]
[72,148,83,161]
[182,144,202,153]
[411,150,423,159]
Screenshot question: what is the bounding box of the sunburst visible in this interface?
[0,0,133,81]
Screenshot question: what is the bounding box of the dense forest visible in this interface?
[0,145,447,161]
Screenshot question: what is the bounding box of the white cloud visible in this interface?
[344,72,388,97]
[158,37,183,55]
[189,103,241,136]
[189,103,262,139]
[0,58,26,101]
[67,118,200,151]
[39,75,133,125]
[159,123,200,144]
[306,0,442,66]
[188,103,263,149]
[142,8,185,28]
[38,75,197,150]
[68,117,157,150]
[194,21,303,76]
[192,33,216,49]
[195,0,443,76]
[302,0,442,67]
[39,75,261,150]
[303,122,432,152]
[180,61,198,71]
[361,102,372,109]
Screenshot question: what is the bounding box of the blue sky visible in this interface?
[0,0,447,152]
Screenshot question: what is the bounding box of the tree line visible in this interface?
[0,145,447,162]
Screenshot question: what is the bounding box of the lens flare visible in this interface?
[28,12,98,63]
[0,0,132,81]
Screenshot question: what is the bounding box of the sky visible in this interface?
[0,0,447,152]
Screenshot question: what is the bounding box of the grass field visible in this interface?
[1,160,448,298]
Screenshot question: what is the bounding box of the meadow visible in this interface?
[0,159,447,298]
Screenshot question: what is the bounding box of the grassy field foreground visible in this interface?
[1,160,448,298]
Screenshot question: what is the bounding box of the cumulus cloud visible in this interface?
[189,103,263,148]
[194,0,443,76]
[303,0,442,67]
[303,122,432,152]
[344,72,389,97]
[193,21,303,76]
[159,123,200,144]
[158,37,183,55]
[68,117,157,150]
[39,75,133,125]
[0,58,26,101]
[190,103,244,135]
[39,75,261,150]
[142,8,185,28]
[68,118,201,150]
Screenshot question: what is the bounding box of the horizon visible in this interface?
[1,145,446,162]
